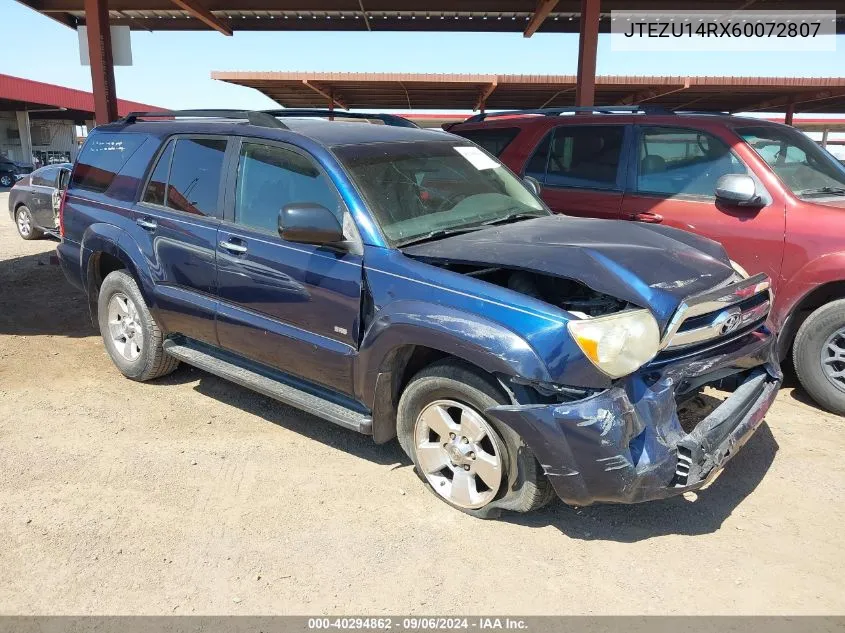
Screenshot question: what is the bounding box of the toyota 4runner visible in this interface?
[57,109,781,517]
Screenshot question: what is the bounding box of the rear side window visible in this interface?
[31,166,58,187]
[452,127,519,157]
[142,139,174,206]
[544,126,624,189]
[141,137,226,217]
[71,133,144,194]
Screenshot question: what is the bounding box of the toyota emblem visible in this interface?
[720,312,743,335]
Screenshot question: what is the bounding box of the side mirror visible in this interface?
[523,175,542,197]
[278,203,344,245]
[715,174,761,206]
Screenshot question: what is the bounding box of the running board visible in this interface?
[162,339,372,434]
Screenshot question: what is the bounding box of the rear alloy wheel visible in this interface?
[794,299,845,416]
[0,174,13,187]
[15,206,41,240]
[107,292,144,362]
[414,399,504,510]
[97,270,179,381]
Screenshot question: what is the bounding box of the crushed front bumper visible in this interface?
[487,329,781,506]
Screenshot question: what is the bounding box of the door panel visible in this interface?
[215,139,363,396]
[216,229,362,394]
[621,126,785,287]
[29,166,59,227]
[130,135,229,345]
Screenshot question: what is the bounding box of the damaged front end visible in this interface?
[486,274,782,506]
[490,330,780,506]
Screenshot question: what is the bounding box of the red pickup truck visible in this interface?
[450,109,845,415]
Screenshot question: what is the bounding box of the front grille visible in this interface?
[660,273,771,352]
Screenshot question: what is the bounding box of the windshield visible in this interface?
[738,125,845,198]
[333,141,548,246]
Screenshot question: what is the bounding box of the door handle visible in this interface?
[136,217,158,230]
[628,212,664,224]
[219,239,248,254]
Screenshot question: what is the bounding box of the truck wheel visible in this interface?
[793,299,845,416]
[15,206,42,240]
[97,270,179,382]
[397,359,555,518]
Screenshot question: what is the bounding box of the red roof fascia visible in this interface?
[0,73,163,117]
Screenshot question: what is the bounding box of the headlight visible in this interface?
[567,309,660,378]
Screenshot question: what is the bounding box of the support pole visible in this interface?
[822,128,829,148]
[575,0,600,108]
[84,0,119,124]
[784,102,795,126]
[15,111,33,166]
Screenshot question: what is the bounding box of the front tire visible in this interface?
[397,360,555,518]
[0,174,13,188]
[15,205,42,240]
[97,270,179,381]
[793,299,845,416]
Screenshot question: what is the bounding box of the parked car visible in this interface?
[7,163,71,240]
[0,155,33,188]
[449,108,845,415]
[56,109,780,517]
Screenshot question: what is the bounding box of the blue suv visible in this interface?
[57,109,781,517]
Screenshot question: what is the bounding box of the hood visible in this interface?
[402,216,736,330]
[808,197,845,210]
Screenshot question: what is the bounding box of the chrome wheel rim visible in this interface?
[414,399,503,510]
[1,175,11,187]
[107,293,143,361]
[16,208,31,237]
[822,327,845,394]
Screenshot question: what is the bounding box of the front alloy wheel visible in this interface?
[0,174,13,187]
[822,327,845,394]
[414,399,504,510]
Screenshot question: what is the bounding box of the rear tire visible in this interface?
[397,359,555,518]
[15,205,42,240]
[97,270,179,382]
[793,299,845,416]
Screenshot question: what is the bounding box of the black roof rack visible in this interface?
[263,109,419,129]
[464,105,671,123]
[120,109,289,130]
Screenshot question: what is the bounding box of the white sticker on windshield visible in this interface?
[454,146,499,170]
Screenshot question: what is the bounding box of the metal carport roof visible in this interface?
[212,72,845,114]
[16,0,845,35]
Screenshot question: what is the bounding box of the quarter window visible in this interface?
[452,128,520,157]
[637,127,746,197]
[234,142,342,234]
[70,133,145,194]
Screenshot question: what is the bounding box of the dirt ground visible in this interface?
[1,190,844,615]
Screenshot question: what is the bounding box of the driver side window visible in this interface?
[234,142,343,235]
[637,127,747,198]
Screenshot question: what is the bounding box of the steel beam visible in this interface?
[574,0,599,107]
[83,0,118,124]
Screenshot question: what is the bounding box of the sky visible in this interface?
[1,0,845,111]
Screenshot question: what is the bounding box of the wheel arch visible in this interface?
[357,301,551,444]
[778,278,845,361]
[81,224,156,329]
